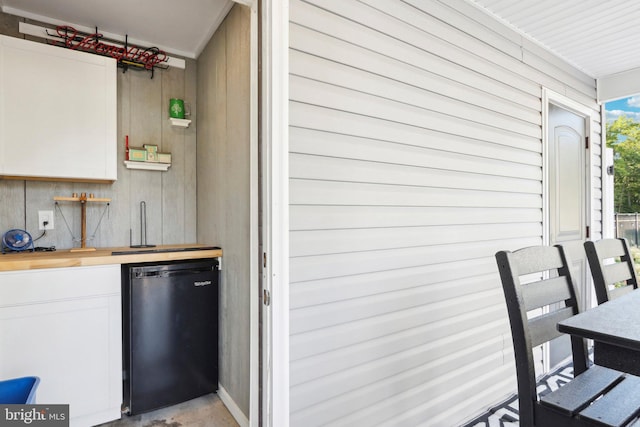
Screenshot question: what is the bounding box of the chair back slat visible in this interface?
[529,306,575,348]
[510,246,564,276]
[604,262,634,285]
[592,238,626,259]
[585,238,639,304]
[609,284,635,300]
[522,276,572,312]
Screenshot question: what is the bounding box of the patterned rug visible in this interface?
[461,364,576,426]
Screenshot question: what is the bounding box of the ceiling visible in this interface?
[0,0,234,59]
[468,0,640,80]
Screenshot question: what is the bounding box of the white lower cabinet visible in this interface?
[0,265,122,426]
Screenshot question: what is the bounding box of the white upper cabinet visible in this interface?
[0,35,117,182]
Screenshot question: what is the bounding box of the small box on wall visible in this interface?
[128,148,147,162]
[144,145,158,162]
[169,98,185,119]
[157,153,172,164]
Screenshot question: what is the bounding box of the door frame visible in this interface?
[542,88,594,370]
[246,0,259,426]
[228,0,270,425]
[260,1,290,426]
[601,104,616,239]
[542,88,594,248]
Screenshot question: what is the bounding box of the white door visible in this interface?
[547,102,589,369]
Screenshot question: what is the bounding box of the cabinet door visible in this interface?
[0,265,122,427]
[0,35,117,182]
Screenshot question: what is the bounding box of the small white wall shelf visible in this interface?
[124,161,171,171]
[169,118,191,128]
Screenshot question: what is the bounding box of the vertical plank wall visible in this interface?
[197,4,252,421]
[288,0,603,425]
[0,12,197,249]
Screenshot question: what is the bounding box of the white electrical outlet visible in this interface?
[38,210,54,230]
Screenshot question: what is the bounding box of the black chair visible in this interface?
[496,245,640,427]
[585,238,639,305]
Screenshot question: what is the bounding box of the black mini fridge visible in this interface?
[122,258,219,415]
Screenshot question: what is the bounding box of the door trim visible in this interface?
[247,1,259,426]
[260,1,290,426]
[600,105,615,239]
[542,88,594,248]
[542,88,594,372]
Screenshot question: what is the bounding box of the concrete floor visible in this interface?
[97,393,239,427]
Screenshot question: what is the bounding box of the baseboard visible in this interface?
[218,383,249,427]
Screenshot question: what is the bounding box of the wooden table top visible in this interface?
[558,290,640,352]
[0,244,222,272]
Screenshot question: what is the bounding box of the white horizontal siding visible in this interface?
[290,179,542,208]
[292,335,512,426]
[290,223,542,257]
[592,124,604,239]
[290,127,542,177]
[290,104,542,159]
[289,11,540,110]
[290,27,540,125]
[290,237,542,283]
[290,153,541,191]
[290,49,542,135]
[290,274,502,334]
[288,0,601,425]
[290,76,540,146]
[290,288,505,360]
[290,205,541,230]
[290,304,507,385]
[292,0,542,97]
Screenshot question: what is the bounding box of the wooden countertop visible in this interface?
[0,244,222,272]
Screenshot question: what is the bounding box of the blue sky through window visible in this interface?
[605,96,640,122]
